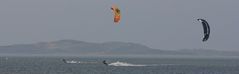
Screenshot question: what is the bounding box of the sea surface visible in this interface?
[0,56,239,74]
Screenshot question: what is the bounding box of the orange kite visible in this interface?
[111,5,121,23]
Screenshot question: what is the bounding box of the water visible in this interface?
[0,56,239,74]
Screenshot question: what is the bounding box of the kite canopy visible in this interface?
[197,19,210,42]
[111,5,121,23]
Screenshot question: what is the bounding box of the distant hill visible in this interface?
[0,40,239,56]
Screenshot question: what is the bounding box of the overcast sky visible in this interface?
[0,0,238,51]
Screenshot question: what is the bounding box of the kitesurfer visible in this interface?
[103,60,108,66]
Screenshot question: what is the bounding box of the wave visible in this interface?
[108,61,146,67]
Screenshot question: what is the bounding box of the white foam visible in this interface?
[65,60,79,64]
[108,61,146,67]
[65,60,97,64]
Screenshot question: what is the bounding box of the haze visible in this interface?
[0,0,238,51]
